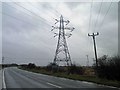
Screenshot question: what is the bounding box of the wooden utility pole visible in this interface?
[88,32,99,67]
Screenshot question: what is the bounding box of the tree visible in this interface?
[27,63,36,69]
[95,55,120,81]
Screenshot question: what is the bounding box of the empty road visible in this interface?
[3,67,118,89]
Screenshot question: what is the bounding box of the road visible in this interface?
[3,67,118,89]
[0,69,2,89]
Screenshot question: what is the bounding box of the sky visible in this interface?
[1,0,118,66]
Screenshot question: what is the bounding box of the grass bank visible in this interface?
[19,67,120,88]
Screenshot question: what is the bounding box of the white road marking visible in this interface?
[81,81,120,89]
[60,78,67,80]
[47,82,62,88]
[98,84,120,89]
[81,81,94,85]
[2,69,6,88]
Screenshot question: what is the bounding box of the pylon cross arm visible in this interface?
[51,26,59,31]
[64,27,75,32]
[64,20,70,25]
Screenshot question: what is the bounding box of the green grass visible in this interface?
[19,67,120,88]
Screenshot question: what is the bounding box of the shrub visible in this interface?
[95,55,120,81]
[46,62,58,73]
[69,64,85,75]
[27,63,36,69]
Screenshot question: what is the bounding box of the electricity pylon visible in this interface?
[86,55,89,67]
[51,15,75,66]
[2,56,4,64]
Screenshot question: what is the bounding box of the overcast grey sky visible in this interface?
[1,1,118,66]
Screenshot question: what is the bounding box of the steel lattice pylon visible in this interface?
[51,15,75,66]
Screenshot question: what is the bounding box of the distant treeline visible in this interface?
[19,63,86,75]
[2,63,18,68]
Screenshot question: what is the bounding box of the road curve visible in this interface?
[3,67,118,89]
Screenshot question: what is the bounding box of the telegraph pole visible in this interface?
[88,32,99,67]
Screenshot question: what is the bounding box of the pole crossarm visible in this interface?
[88,32,99,36]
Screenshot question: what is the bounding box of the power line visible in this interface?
[13,2,51,26]
[28,2,55,19]
[29,2,61,16]
[94,0,103,32]
[28,2,62,23]
[3,3,39,20]
[1,11,48,31]
[3,3,49,30]
[87,0,93,57]
[3,3,42,21]
[100,1,113,30]
[88,0,93,32]
[14,2,41,18]
[1,12,35,26]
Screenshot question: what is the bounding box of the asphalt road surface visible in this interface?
[0,69,2,89]
[3,67,119,89]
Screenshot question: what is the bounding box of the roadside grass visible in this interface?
[19,67,120,88]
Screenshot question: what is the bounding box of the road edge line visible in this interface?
[2,69,6,88]
[47,82,62,88]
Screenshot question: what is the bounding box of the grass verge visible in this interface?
[19,67,120,88]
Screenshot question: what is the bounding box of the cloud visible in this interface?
[2,2,118,66]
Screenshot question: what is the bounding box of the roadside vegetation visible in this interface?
[95,55,120,81]
[18,55,120,88]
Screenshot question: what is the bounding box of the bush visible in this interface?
[46,62,58,73]
[95,55,120,81]
[27,63,36,69]
[69,64,85,75]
